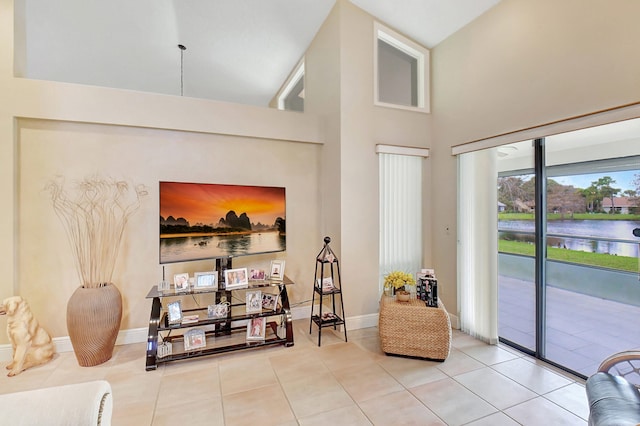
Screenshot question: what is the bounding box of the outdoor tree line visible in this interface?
[498,173,640,214]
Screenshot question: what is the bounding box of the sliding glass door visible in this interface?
[542,123,640,376]
[494,118,640,377]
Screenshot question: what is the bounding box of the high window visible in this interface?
[374,23,429,113]
[277,59,304,112]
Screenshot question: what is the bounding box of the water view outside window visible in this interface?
[499,170,640,271]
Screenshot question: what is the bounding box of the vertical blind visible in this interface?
[379,153,423,290]
[458,149,499,344]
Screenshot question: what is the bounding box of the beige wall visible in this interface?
[1,0,433,343]
[306,0,431,318]
[431,0,640,315]
[17,119,321,336]
[1,0,323,343]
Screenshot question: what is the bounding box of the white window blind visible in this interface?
[379,153,423,291]
[458,149,499,344]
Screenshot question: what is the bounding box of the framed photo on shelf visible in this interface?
[167,300,183,325]
[246,290,262,314]
[224,267,249,290]
[246,317,266,341]
[207,301,230,319]
[157,340,172,358]
[316,277,335,292]
[194,271,218,290]
[183,329,206,351]
[262,293,279,311]
[173,273,190,292]
[269,260,285,281]
[249,268,266,281]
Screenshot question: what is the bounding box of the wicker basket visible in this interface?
[378,295,451,361]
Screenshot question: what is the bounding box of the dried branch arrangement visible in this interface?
[46,176,148,288]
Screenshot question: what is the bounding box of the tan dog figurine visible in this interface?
[0,296,55,376]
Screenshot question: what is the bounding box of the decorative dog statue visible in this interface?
[0,296,55,376]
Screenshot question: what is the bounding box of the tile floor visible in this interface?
[0,320,589,425]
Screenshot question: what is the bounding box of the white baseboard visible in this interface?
[0,309,392,362]
[449,313,460,329]
[0,328,150,362]
[291,304,379,330]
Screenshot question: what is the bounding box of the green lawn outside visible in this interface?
[498,239,639,272]
[498,213,640,221]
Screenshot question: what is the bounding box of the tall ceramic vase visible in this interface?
[67,283,122,367]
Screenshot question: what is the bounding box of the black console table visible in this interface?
[145,276,294,371]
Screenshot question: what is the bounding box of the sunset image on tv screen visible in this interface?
[159,181,285,263]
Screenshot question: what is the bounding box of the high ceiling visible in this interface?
[21,0,500,107]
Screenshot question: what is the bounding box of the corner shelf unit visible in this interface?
[310,237,347,346]
[145,276,294,371]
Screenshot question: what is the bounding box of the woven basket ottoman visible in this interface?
[378,295,452,361]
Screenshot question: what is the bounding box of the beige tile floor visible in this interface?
[0,320,589,425]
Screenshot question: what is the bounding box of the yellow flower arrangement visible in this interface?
[384,271,416,290]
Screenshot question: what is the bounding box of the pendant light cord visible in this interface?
[178,44,186,96]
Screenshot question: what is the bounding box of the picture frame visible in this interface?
[246,290,262,314]
[173,272,190,292]
[262,293,279,311]
[246,317,266,341]
[269,260,285,281]
[207,301,230,319]
[224,267,249,290]
[183,328,206,351]
[157,341,172,358]
[193,271,218,290]
[167,300,183,325]
[316,277,335,292]
[157,280,170,292]
[249,268,266,281]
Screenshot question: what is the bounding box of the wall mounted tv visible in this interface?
[160,181,286,264]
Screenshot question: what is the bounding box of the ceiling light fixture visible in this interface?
[178,44,187,96]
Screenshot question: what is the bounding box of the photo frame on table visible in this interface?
[246,317,266,341]
[167,300,183,325]
[194,271,218,290]
[157,280,170,292]
[183,328,206,351]
[246,290,262,314]
[173,272,190,292]
[249,268,266,281]
[262,293,279,311]
[269,260,285,281]
[224,267,249,290]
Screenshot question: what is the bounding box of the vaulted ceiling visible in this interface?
[20,0,500,107]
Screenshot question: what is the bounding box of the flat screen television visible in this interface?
[160,181,286,264]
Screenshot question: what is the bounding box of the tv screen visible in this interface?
[160,181,286,264]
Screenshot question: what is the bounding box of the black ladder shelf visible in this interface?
[310,236,347,346]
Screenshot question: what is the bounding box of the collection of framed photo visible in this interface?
[162,287,281,352]
[159,259,286,353]
[159,260,287,293]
